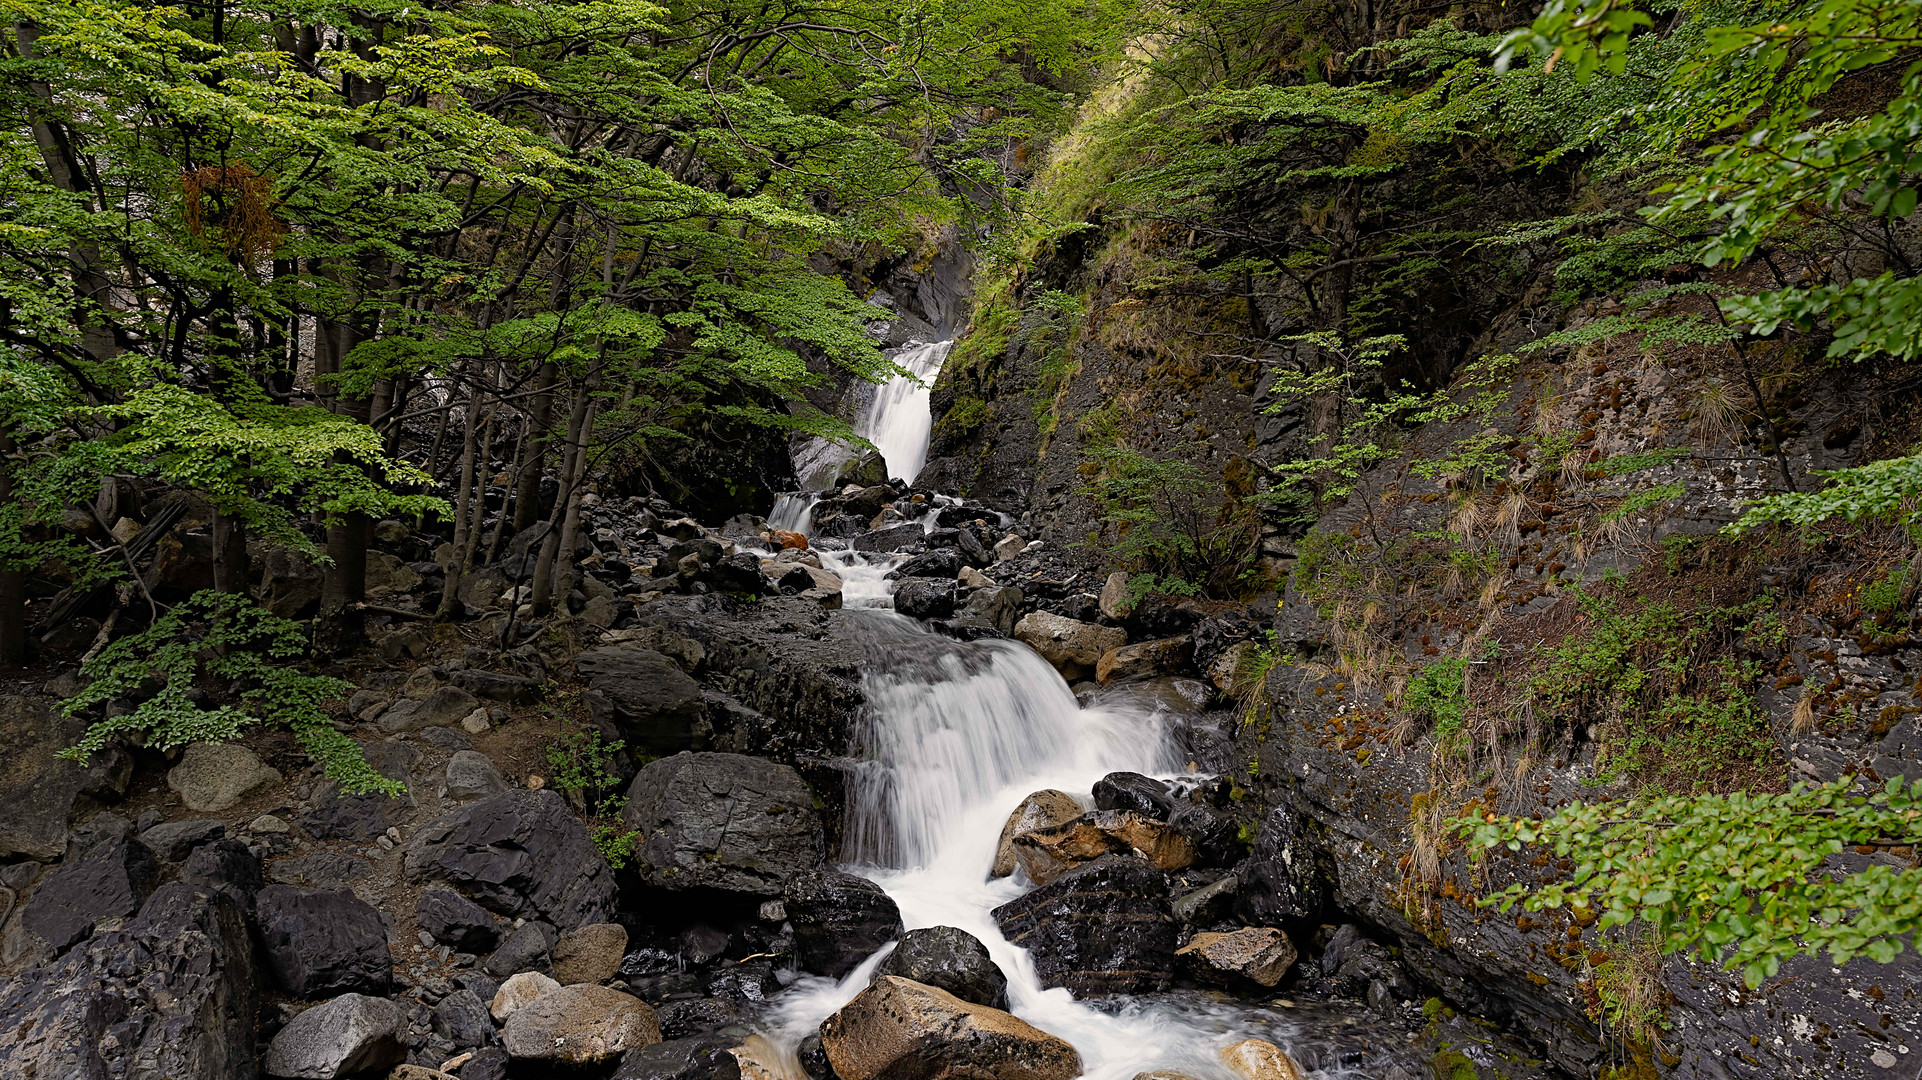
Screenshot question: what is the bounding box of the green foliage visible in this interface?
[1525,586,1775,789]
[544,727,642,869]
[1081,446,1259,598]
[1594,447,1686,477]
[58,591,395,796]
[1458,776,1922,988]
[1857,566,1911,619]
[1726,454,1922,534]
[1405,657,1470,749]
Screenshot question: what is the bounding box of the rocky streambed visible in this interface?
[0,482,1558,1080]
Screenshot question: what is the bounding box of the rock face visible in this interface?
[1012,612,1125,677]
[1176,928,1297,987]
[262,993,404,1079]
[405,789,617,928]
[992,790,1082,878]
[621,752,824,896]
[0,884,257,1080]
[785,870,902,978]
[820,976,1080,1080]
[501,983,661,1064]
[993,855,1177,997]
[21,831,159,951]
[874,926,1009,1010]
[552,922,628,985]
[1011,811,1195,885]
[575,646,708,754]
[0,694,131,861]
[256,885,394,996]
[166,741,283,811]
[1091,772,1176,819]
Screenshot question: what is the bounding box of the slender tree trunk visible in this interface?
[212,511,249,596]
[513,360,557,530]
[531,374,598,616]
[0,430,24,668]
[436,384,485,619]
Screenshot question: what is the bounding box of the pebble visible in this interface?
[248,814,291,834]
[377,836,395,851]
[386,826,402,843]
[460,708,492,734]
[418,931,436,949]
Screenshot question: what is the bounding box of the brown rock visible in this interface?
[993,790,1083,878]
[1013,612,1126,679]
[1219,1039,1305,1080]
[1012,811,1195,885]
[1132,1072,1201,1080]
[1177,928,1297,987]
[771,530,809,550]
[1095,636,1194,684]
[821,976,1080,1080]
[501,983,659,1064]
[1098,571,1133,620]
[551,922,627,985]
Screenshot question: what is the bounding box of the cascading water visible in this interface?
[761,320,1329,1078]
[857,339,950,486]
[763,608,1322,1078]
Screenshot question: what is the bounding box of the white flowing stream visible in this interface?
[755,335,1329,1078]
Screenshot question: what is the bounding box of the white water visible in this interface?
[786,339,954,499]
[762,604,1310,1079]
[761,325,1323,1079]
[860,340,950,485]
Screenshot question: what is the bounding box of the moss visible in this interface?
[1430,1047,1479,1080]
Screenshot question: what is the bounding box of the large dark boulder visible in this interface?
[853,523,927,554]
[1092,772,1177,819]
[301,740,416,842]
[784,870,901,978]
[875,925,1009,1010]
[893,579,956,619]
[433,989,497,1049]
[256,885,393,996]
[404,789,617,929]
[576,646,708,755]
[0,883,258,1079]
[179,837,265,915]
[992,854,1176,997]
[21,831,158,952]
[621,753,824,897]
[888,548,961,580]
[417,887,504,952]
[613,1033,744,1080]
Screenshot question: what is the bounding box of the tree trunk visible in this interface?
[0,430,24,668]
[436,383,485,619]
[530,376,598,617]
[211,511,249,597]
[513,360,558,531]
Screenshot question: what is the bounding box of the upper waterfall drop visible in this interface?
[861,339,951,485]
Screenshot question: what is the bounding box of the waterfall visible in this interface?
[859,339,950,486]
[765,606,1305,1078]
[781,340,954,526]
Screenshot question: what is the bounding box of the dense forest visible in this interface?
[3,0,1922,1076]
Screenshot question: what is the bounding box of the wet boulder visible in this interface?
[1092,772,1177,819]
[404,789,618,929]
[0,884,257,1080]
[262,993,404,1079]
[874,925,1009,1010]
[576,646,707,755]
[256,885,393,996]
[612,1033,744,1080]
[621,752,824,897]
[889,548,962,580]
[853,523,927,554]
[1220,1039,1306,1080]
[1176,927,1297,987]
[820,976,1079,1080]
[1011,810,1195,885]
[1238,805,1323,924]
[992,790,1082,878]
[894,578,957,619]
[785,870,902,978]
[1169,803,1240,867]
[502,983,661,1065]
[946,585,1023,637]
[993,855,1177,997]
